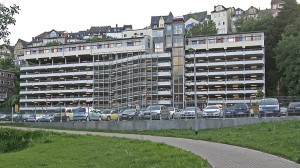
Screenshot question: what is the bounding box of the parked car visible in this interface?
[0,114,7,121]
[25,114,44,122]
[73,107,94,121]
[53,108,74,122]
[140,105,170,120]
[180,107,202,119]
[232,103,251,117]
[40,113,55,122]
[14,114,31,122]
[287,102,300,116]
[259,98,280,117]
[168,107,179,119]
[202,105,223,118]
[119,109,139,120]
[224,106,234,118]
[100,109,118,121]
[138,108,147,119]
[280,107,288,116]
[173,109,183,119]
[89,109,102,121]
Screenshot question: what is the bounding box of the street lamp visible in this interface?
[188,48,199,135]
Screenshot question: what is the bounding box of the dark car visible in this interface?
[287,102,300,116]
[259,98,280,117]
[119,109,139,121]
[233,103,250,117]
[224,106,234,118]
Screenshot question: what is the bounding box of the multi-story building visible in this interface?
[271,0,285,17]
[19,18,265,113]
[0,70,15,101]
[211,5,235,34]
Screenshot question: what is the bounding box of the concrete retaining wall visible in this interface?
[23,117,300,131]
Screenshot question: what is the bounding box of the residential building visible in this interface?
[271,0,285,17]
[183,11,208,29]
[231,8,245,32]
[150,12,173,29]
[246,6,260,19]
[14,39,28,67]
[211,5,235,34]
[19,20,265,112]
[0,70,15,101]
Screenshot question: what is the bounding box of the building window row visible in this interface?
[188,34,262,45]
[25,40,142,55]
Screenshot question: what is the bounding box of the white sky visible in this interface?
[2,0,299,45]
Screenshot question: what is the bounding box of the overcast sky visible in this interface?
[2,0,299,45]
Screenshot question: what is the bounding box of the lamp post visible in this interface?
[189,48,199,135]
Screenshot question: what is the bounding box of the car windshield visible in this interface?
[184,107,195,111]
[259,99,278,105]
[291,102,300,107]
[146,106,160,110]
[205,106,219,109]
[168,107,174,111]
[234,103,247,108]
[74,108,86,113]
[123,109,135,114]
[102,110,111,114]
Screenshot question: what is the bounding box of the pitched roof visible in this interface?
[150,12,173,28]
[16,39,28,47]
[183,11,207,22]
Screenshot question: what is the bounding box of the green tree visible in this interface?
[274,14,300,96]
[0,3,20,44]
[186,20,218,37]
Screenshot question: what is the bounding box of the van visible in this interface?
[53,108,74,122]
[73,107,94,121]
[258,98,280,117]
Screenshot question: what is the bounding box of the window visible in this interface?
[192,40,198,45]
[159,24,164,27]
[173,24,183,34]
[223,22,225,25]
[152,30,163,37]
[173,36,184,47]
[127,41,133,46]
[218,21,220,26]
[154,43,164,53]
[98,44,102,49]
[166,36,172,48]
[165,25,172,35]
[124,34,127,37]
[71,47,76,51]
[104,43,109,48]
[140,33,144,36]
[116,42,122,47]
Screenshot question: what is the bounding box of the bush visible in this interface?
[0,128,49,153]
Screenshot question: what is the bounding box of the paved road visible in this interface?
[1,126,299,168]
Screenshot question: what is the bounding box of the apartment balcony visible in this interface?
[157,81,171,86]
[157,71,171,76]
[157,100,172,105]
[21,71,94,79]
[21,62,94,71]
[20,97,93,103]
[157,90,171,95]
[20,88,93,95]
[20,79,94,87]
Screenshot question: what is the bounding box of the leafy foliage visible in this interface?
[186,20,218,37]
[45,41,61,46]
[86,35,116,42]
[0,3,20,44]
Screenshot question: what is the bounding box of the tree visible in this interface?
[0,3,20,44]
[274,13,300,96]
[186,20,218,37]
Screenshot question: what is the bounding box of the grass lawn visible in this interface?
[0,128,209,168]
[121,120,300,163]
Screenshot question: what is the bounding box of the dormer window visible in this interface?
[49,31,57,38]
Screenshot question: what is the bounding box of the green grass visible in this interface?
[0,128,209,168]
[121,120,300,163]
[2,120,300,163]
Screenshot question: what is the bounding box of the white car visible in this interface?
[203,105,223,118]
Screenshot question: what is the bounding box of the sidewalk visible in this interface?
[2,126,300,168]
